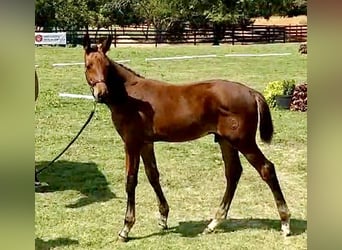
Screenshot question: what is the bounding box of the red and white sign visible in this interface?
[35,32,67,45]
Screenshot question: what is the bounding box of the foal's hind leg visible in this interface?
[141,143,169,229]
[203,137,243,234]
[239,141,291,236]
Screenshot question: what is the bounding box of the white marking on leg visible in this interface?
[118,225,130,240]
[281,218,291,236]
[207,219,220,232]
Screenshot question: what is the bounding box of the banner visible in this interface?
[35,32,67,45]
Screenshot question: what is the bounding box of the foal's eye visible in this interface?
[86,63,92,70]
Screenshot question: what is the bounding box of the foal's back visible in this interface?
[124,77,259,142]
[127,77,257,114]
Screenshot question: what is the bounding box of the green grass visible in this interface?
[35,43,307,249]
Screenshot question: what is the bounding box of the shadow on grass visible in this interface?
[130,217,307,241]
[35,237,78,250]
[35,160,116,208]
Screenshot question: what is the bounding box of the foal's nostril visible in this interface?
[95,94,105,103]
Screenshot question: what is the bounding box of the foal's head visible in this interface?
[83,34,113,103]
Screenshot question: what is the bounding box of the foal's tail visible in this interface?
[254,91,274,144]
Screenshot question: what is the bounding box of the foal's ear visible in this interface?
[100,35,113,54]
[83,33,91,52]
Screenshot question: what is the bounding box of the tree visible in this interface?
[98,0,142,28]
[35,0,306,39]
[57,1,88,29]
[130,0,185,42]
[35,0,57,30]
[287,0,307,16]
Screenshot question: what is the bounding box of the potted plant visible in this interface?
[263,79,296,109]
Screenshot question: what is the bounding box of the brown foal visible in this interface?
[83,34,291,241]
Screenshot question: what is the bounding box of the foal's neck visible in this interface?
[106,60,139,105]
[110,60,141,84]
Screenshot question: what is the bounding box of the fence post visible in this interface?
[289,24,292,42]
[251,25,254,42]
[212,27,219,45]
[232,26,235,45]
[155,29,158,47]
[194,29,196,45]
[114,28,117,47]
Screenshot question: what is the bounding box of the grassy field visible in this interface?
[35,43,307,249]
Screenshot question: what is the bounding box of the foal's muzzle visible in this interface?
[90,80,108,103]
[91,87,103,103]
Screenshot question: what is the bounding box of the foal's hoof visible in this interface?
[158,218,168,230]
[35,181,49,190]
[117,233,128,242]
[281,220,291,237]
[202,227,214,235]
[158,223,168,230]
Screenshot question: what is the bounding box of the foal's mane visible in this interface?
[109,57,145,79]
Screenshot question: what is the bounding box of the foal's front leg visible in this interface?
[118,144,141,242]
[141,143,169,229]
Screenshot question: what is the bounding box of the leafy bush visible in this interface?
[290,83,307,111]
[263,79,296,107]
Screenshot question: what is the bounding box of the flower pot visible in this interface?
[275,95,292,109]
